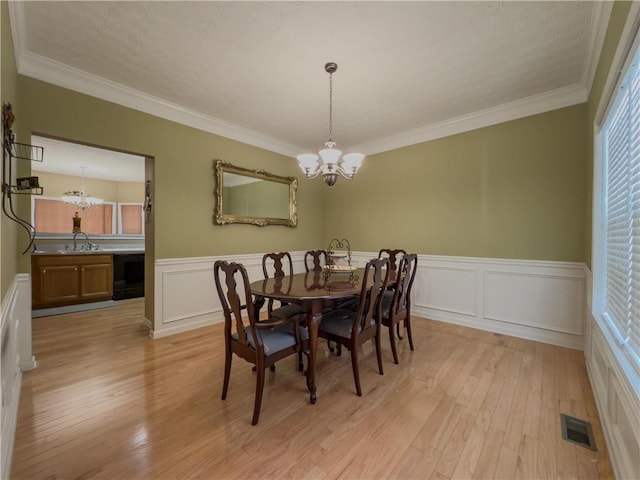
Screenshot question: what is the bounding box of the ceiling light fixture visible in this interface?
[297,62,364,187]
[62,166,103,210]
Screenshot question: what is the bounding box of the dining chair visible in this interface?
[318,257,389,396]
[262,252,305,320]
[262,252,306,371]
[304,248,355,355]
[377,248,407,273]
[304,249,329,272]
[376,253,418,364]
[214,260,308,425]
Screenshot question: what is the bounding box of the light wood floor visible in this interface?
[11,298,613,479]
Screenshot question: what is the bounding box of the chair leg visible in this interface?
[389,323,399,364]
[222,348,232,400]
[297,351,304,372]
[396,322,404,340]
[406,316,414,351]
[350,345,362,397]
[375,331,384,375]
[252,362,266,425]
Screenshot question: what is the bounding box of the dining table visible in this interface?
[250,268,370,404]
[250,266,398,404]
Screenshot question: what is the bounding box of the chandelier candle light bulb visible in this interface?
[297,62,364,187]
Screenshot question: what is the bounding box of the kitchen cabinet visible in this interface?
[32,254,113,308]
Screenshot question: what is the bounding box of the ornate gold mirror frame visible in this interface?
[214,160,298,227]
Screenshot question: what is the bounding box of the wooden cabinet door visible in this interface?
[80,263,113,301]
[39,265,80,305]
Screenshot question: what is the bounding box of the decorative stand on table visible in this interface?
[324,238,358,282]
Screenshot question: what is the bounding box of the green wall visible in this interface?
[1,0,19,299]
[1,1,635,286]
[323,104,588,262]
[15,77,325,272]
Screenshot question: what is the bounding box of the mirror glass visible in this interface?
[214,160,297,227]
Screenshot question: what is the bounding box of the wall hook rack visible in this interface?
[2,103,45,254]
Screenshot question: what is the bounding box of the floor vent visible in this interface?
[560,413,597,451]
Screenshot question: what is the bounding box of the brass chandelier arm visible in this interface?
[302,164,357,181]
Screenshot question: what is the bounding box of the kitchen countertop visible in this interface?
[31,245,145,255]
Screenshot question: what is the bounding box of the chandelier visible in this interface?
[62,166,103,210]
[297,62,364,187]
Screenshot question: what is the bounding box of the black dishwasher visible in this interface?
[113,253,145,300]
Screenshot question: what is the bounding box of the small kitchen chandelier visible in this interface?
[62,166,103,210]
[297,62,364,187]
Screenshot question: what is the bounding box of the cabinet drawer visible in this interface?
[34,254,113,266]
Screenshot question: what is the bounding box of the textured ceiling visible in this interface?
[10,1,609,158]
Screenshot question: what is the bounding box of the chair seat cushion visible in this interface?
[334,296,359,311]
[271,303,305,319]
[320,309,356,338]
[320,309,375,339]
[233,321,308,355]
[380,291,394,318]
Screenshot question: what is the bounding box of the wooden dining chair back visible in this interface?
[214,260,307,425]
[304,249,329,272]
[261,252,304,319]
[377,253,418,364]
[318,257,390,396]
[377,248,407,273]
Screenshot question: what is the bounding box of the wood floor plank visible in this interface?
[494,445,519,479]
[9,299,614,479]
[471,426,504,479]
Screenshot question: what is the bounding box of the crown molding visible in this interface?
[8,2,302,159]
[352,83,588,155]
[582,0,614,94]
[593,1,640,129]
[16,51,303,158]
[7,1,597,159]
[8,0,26,71]
[13,45,590,158]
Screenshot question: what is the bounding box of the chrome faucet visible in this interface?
[73,231,89,251]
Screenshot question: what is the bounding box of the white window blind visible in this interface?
[602,54,640,374]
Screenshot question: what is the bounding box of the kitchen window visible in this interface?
[33,197,116,235]
[118,203,144,235]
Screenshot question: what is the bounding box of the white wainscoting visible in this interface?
[353,253,586,349]
[1,273,35,480]
[152,252,305,338]
[584,269,640,480]
[155,252,586,349]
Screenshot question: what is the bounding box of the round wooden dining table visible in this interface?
[249,268,368,404]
